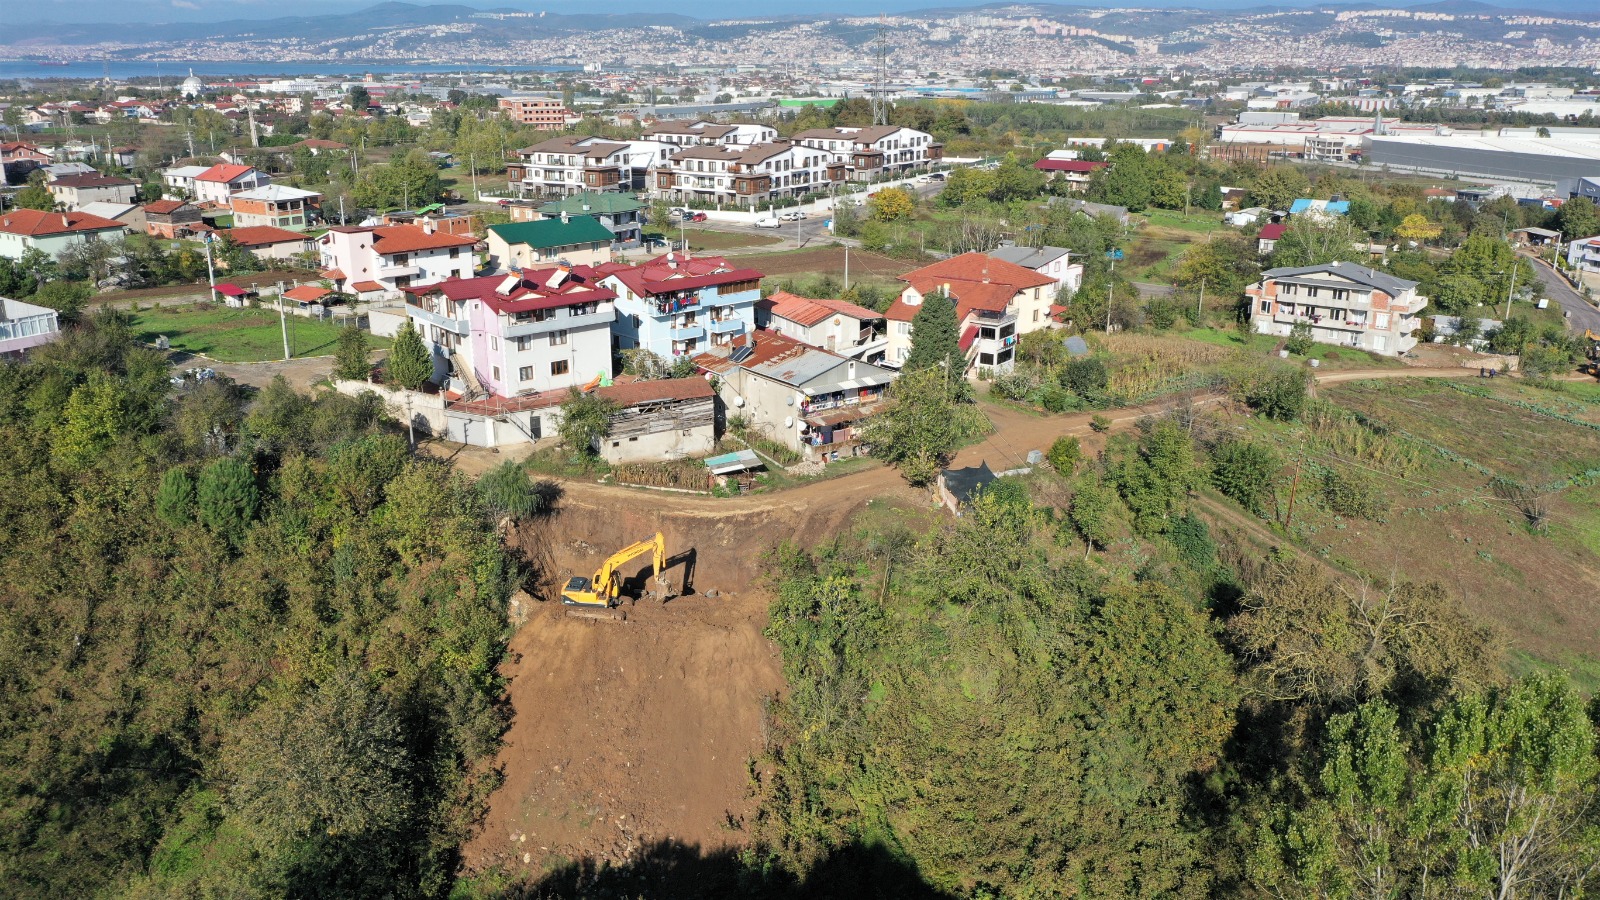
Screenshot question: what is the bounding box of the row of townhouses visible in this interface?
[506,121,943,204]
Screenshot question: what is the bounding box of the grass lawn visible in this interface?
[1138,208,1231,235]
[1177,327,1405,370]
[131,305,388,363]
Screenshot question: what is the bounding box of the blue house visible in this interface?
[596,253,763,358]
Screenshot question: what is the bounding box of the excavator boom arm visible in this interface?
[589,532,666,602]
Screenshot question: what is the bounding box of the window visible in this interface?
[1033,287,1040,299]
[1374,312,1390,329]
[450,247,460,259]
[549,329,568,346]
[978,352,995,365]
[1260,300,1271,313]
[490,336,498,350]
[1033,309,1040,322]
[492,366,500,381]
[897,321,911,335]
[551,360,569,376]
[514,336,531,351]
[519,366,535,381]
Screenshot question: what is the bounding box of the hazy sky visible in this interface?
[29,0,1578,25]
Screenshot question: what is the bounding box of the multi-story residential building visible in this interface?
[1246,261,1428,354]
[0,296,61,357]
[595,252,763,358]
[791,125,942,180]
[161,164,210,200]
[985,244,1082,296]
[640,121,776,148]
[694,329,896,462]
[536,192,646,248]
[229,185,320,231]
[1566,235,1600,273]
[318,223,477,294]
[401,266,617,396]
[506,135,673,198]
[497,96,580,130]
[143,199,205,239]
[651,142,837,206]
[757,291,887,362]
[1032,157,1106,191]
[485,216,614,272]
[190,164,271,206]
[46,172,138,210]
[884,253,1059,371]
[0,208,128,262]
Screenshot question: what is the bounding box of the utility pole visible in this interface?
[1197,277,1205,325]
[844,244,850,289]
[276,280,291,360]
[470,151,479,202]
[1504,259,1518,320]
[1283,451,1305,529]
[870,18,891,127]
[202,233,217,303]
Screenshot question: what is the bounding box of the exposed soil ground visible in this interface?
[464,473,922,879]
[461,365,1485,882]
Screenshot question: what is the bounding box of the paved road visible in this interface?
[1523,253,1600,335]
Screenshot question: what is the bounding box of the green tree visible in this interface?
[1060,356,1109,398]
[52,373,133,469]
[1047,435,1081,474]
[1210,439,1280,517]
[901,291,963,376]
[15,171,54,211]
[1285,321,1315,355]
[938,165,996,207]
[863,366,983,486]
[1269,217,1369,268]
[29,280,92,324]
[332,324,371,382]
[1106,418,1201,535]
[1249,166,1312,211]
[1556,197,1600,244]
[196,456,259,547]
[557,388,617,456]
[477,460,547,521]
[155,467,196,527]
[386,320,432,390]
[1067,473,1117,551]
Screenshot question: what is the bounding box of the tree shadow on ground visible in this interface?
[479,837,954,900]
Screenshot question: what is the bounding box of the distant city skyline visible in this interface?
[24,0,1591,27]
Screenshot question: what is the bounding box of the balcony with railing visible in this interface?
[670,325,706,342]
[503,303,615,338]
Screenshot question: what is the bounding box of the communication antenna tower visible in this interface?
[871,16,890,127]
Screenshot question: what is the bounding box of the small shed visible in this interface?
[1509,227,1560,247]
[938,462,997,516]
[213,282,252,308]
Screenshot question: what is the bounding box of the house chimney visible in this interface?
[560,210,569,224]
[423,220,435,235]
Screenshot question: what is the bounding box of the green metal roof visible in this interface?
[536,192,645,216]
[486,216,614,250]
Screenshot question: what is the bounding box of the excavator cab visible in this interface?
[559,533,666,608]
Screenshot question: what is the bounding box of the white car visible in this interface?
[753,217,783,229]
[668,207,690,219]
[778,210,806,221]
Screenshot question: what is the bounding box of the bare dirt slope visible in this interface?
[466,475,921,878]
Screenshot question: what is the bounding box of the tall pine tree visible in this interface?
[387,321,433,390]
[902,290,963,376]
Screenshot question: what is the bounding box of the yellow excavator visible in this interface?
[560,532,668,607]
[1584,331,1600,379]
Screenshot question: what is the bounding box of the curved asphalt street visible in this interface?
[1524,253,1600,335]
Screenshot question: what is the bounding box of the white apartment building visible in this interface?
[401,266,616,397]
[651,142,837,206]
[640,120,777,148]
[507,135,674,197]
[791,125,942,180]
[318,223,477,295]
[1246,262,1429,354]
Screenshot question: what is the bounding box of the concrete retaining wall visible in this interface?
[331,379,448,435]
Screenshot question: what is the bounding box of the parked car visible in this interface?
[778,210,806,221]
[686,211,708,222]
[754,217,783,229]
[669,207,690,219]
[497,198,513,206]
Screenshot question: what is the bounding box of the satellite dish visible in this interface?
[734,396,744,407]
[784,416,793,428]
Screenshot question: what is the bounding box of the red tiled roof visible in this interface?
[405,266,615,314]
[48,173,136,189]
[214,283,247,297]
[763,291,884,326]
[1259,223,1287,240]
[898,252,1055,292]
[143,199,189,214]
[1034,159,1108,173]
[321,268,346,280]
[594,377,714,408]
[369,225,476,254]
[884,296,919,322]
[350,281,385,293]
[226,225,307,247]
[595,252,763,298]
[195,163,256,183]
[282,285,331,303]
[0,208,127,237]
